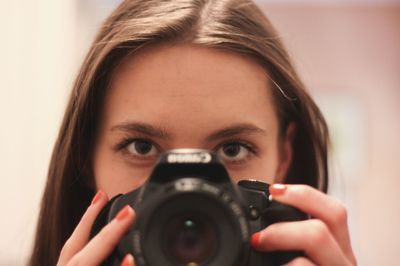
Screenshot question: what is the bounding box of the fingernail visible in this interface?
[121,253,134,266]
[269,183,287,197]
[116,205,132,221]
[91,190,104,205]
[250,232,261,249]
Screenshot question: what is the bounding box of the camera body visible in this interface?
[91,149,307,266]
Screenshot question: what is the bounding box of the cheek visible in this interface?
[228,149,281,185]
[92,143,149,198]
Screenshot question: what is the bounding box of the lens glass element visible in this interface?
[164,213,217,265]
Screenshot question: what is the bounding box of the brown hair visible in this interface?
[28,0,329,265]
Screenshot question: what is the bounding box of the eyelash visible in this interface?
[114,137,161,161]
[215,139,258,165]
[114,136,258,165]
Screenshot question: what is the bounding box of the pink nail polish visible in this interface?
[121,254,134,266]
[250,232,261,248]
[116,206,131,221]
[269,184,287,197]
[91,190,103,205]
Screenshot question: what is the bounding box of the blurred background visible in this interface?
[1,0,399,265]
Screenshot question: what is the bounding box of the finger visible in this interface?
[121,254,135,266]
[283,256,317,266]
[253,219,351,266]
[58,190,109,265]
[269,184,356,263]
[69,205,135,266]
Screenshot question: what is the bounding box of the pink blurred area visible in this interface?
[258,4,400,265]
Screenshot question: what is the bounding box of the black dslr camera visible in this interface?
[91,149,307,266]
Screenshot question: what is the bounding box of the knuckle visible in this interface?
[332,201,348,224]
[96,228,109,244]
[96,223,119,247]
[98,223,114,240]
[67,255,83,266]
[308,219,330,247]
[350,255,358,266]
[288,256,313,266]
[59,239,73,259]
[293,184,312,197]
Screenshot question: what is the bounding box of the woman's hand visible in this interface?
[250,184,357,266]
[57,190,136,266]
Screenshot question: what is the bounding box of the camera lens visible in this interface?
[164,214,217,265]
[138,182,248,266]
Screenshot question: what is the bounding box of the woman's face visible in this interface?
[93,44,294,197]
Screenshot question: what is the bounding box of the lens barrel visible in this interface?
[131,178,249,266]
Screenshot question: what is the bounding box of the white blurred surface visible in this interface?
[0,0,77,264]
[1,0,399,265]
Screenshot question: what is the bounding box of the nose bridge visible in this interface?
[154,100,215,147]
[168,124,210,149]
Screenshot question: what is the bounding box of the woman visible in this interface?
[28,0,356,265]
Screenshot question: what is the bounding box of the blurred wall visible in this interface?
[0,1,399,265]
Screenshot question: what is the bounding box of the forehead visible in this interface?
[104,44,278,135]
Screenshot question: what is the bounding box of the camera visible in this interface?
[91,149,307,266]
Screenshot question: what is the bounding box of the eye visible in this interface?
[125,139,158,158]
[217,142,251,163]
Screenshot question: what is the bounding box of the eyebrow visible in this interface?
[110,121,267,141]
[111,122,170,139]
[206,123,267,142]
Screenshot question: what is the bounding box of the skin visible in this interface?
[57,44,356,266]
[93,44,291,197]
